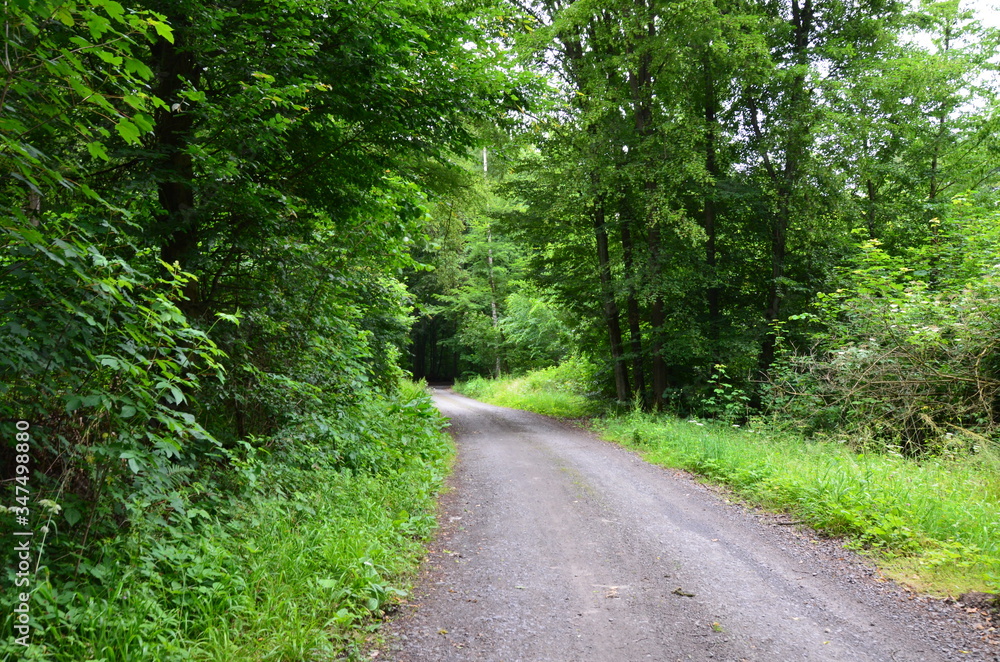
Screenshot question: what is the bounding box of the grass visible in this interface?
[458,365,1000,597]
[455,357,601,419]
[1,380,453,661]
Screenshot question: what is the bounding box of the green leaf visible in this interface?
[97,0,125,22]
[115,119,141,144]
[85,12,112,39]
[123,94,145,110]
[95,50,123,66]
[215,312,241,325]
[55,7,75,26]
[169,386,185,404]
[124,58,154,79]
[149,19,174,44]
[64,508,82,526]
[132,113,153,133]
[87,141,110,161]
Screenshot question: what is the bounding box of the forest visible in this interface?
[415,0,1000,452]
[1,0,998,658]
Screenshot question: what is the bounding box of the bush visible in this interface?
[768,206,1000,454]
[0,381,452,661]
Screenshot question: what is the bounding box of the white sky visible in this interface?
[969,0,1000,26]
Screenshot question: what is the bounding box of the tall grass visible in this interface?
[455,357,600,418]
[0,380,452,661]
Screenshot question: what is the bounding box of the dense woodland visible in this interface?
[412,0,1000,451]
[1,0,999,657]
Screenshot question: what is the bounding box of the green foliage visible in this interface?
[0,217,226,566]
[701,364,751,423]
[407,141,579,380]
[500,288,577,371]
[456,356,600,418]
[769,203,1000,452]
[0,381,452,661]
[0,0,168,198]
[0,0,518,656]
[497,0,1000,417]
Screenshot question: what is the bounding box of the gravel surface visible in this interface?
[383,389,999,661]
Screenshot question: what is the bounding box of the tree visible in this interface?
[1,0,523,629]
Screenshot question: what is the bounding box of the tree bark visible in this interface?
[751,0,812,383]
[627,6,667,408]
[487,227,502,378]
[648,224,668,408]
[866,178,877,237]
[619,216,646,401]
[152,33,196,259]
[151,23,200,307]
[594,199,630,401]
[756,195,789,377]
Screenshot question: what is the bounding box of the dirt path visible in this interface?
[384,390,998,661]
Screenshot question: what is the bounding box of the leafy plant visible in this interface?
[457,356,600,418]
[768,207,1000,453]
[0,380,453,660]
[702,364,751,423]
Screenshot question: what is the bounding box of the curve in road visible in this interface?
[386,389,997,661]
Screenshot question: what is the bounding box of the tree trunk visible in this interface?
[757,195,789,378]
[703,53,721,348]
[928,22,951,206]
[619,217,646,402]
[866,178,877,237]
[627,10,666,408]
[487,227,502,379]
[648,224,668,409]
[594,199,630,401]
[751,0,812,384]
[151,25,200,306]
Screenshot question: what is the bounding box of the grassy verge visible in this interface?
[458,367,1000,596]
[455,357,602,418]
[2,380,453,661]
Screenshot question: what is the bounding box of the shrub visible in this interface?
[768,206,1000,454]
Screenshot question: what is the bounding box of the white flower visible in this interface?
[38,499,62,515]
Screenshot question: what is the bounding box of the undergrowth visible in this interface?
[1,380,452,661]
[455,356,600,418]
[459,363,1000,596]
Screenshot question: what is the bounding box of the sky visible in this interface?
[969,0,1000,26]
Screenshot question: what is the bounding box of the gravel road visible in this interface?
[384,389,999,661]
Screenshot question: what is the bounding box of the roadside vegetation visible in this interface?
[458,358,601,418]
[5,0,1000,657]
[457,367,1000,597]
[1,1,499,658]
[1,381,452,661]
